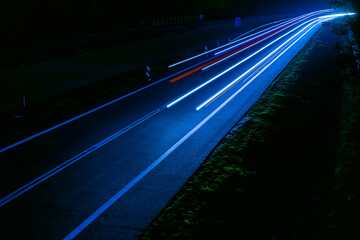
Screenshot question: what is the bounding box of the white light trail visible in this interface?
[195,23,321,114]
[195,21,319,110]
[167,9,333,68]
[166,17,320,108]
[213,9,333,56]
[202,18,320,71]
[196,12,354,110]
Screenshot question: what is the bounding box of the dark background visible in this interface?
[1,0,331,36]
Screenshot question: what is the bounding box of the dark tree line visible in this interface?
[0,0,243,35]
[0,0,331,36]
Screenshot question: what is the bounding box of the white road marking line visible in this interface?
[0,106,166,207]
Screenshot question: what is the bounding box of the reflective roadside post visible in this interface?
[199,14,204,22]
[235,17,241,27]
[146,65,151,82]
[22,96,26,110]
[14,95,26,118]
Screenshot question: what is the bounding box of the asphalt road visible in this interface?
[0,10,339,239]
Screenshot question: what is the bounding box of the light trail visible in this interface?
[168,12,352,109]
[167,10,334,83]
[196,12,354,110]
[168,9,333,69]
[167,17,295,68]
[196,21,320,110]
[202,17,319,71]
[168,17,305,83]
[166,17,321,108]
[197,22,321,114]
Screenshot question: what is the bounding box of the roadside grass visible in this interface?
[326,26,360,239]
[141,27,342,239]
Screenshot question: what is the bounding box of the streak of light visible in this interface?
[196,21,319,110]
[166,17,320,108]
[196,12,354,110]
[167,9,333,68]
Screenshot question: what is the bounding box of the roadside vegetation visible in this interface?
[141,19,360,239]
[327,20,360,240]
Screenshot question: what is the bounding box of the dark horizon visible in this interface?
[1,0,331,35]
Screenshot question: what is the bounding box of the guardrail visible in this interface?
[152,15,204,26]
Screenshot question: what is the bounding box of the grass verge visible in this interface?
[325,22,360,239]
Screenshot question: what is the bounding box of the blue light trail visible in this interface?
[167,17,321,108]
[195,12,354,110]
